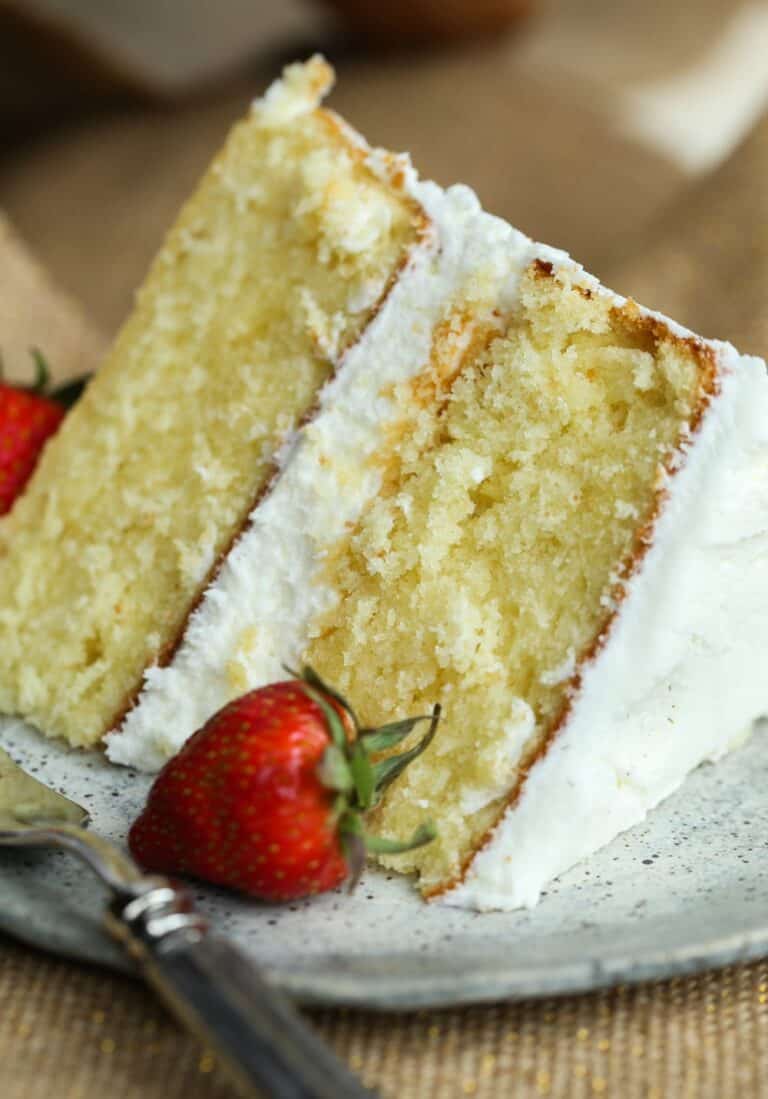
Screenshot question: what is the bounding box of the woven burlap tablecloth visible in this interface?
[4,933,768,1099]
[2,1,768,1095]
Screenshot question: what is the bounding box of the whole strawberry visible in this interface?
[0,350,65,516]
[129,668,438,902]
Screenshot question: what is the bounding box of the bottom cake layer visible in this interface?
[304,263,768,905]
[445,348,768,909]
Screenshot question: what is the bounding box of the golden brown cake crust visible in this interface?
[107,123,432,738]
[424,264,721,901]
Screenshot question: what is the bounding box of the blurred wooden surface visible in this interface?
[0,0,765,349]
[0,53,684,334]
[0,0,313,117]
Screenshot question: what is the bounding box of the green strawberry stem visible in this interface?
[0,347,50,389]
[363,822,437,855]
[292,666,439,887]
[51,374,91,409]
[0,346,90,409]
[316,743,354,792]
[29,348,51,392]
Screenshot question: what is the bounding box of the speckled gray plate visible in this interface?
[1,715,767,1009]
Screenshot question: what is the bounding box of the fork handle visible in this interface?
[105,884,374,1099]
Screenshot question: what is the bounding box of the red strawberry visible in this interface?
[128,667,439,902]
[0,350,66,516]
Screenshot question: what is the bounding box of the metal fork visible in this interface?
[0,747,374,1099]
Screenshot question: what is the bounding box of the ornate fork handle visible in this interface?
[1,823,374,1099]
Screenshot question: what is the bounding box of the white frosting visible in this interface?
[107,60,768,916]
[107,169,533,770]
[259,55,334,127]
[444,349,768,910]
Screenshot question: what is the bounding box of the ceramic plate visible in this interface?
[1,715,767,1009]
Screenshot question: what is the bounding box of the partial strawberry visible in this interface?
[0,349,65,516]
[128,667,439,902]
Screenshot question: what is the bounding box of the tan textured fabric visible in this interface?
[2,935,768,1099]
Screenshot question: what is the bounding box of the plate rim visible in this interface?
[3,716,768,1010]
[2,905,767,1010]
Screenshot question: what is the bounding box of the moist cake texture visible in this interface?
[0,58,421,747]
[1,58,767,911]
[304,265,714,893]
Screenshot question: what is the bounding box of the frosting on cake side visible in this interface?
[443,343,768,909]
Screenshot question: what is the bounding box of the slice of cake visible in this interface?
[2,58,767,911]
[0,56,426,747]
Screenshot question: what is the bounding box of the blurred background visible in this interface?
[1,0,767,378]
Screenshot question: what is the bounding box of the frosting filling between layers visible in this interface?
[443,348,768,910]
[107,182,534,771]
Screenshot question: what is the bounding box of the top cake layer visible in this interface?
[0,58,423,747]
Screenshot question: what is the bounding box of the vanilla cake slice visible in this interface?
[1,58,767,911]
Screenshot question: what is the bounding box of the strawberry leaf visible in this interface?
[292,668,441,877]
[299,665,359,729]
[348,741,375,809]
[317,744,353,793]
[359,716,432,752]
[52,374,91,409]
[0,345,90,408]
[29,347,51,392]
[339,828,367,892]
[364,821,437,855]
[300,682,348,750]
[371,704,441,801]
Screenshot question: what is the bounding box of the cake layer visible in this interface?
[107,181,533,768]
[303,262,720,893]
[0,58,421,747]
[447,345,768,908]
